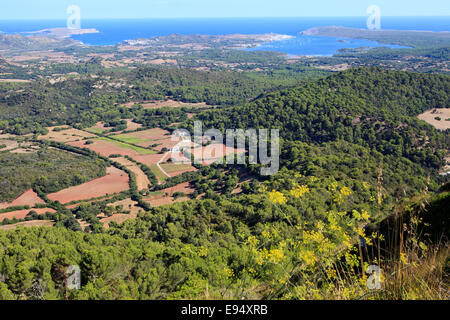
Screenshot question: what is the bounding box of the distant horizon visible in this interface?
[0,16,449,21]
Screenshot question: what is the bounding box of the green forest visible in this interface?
[0,62,448,300]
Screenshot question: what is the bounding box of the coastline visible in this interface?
[21,27,100,39]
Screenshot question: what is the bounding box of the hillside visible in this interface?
[194,68,449,179]
[0,67,448,300]
[0,34,80,54]
[302,26,450,48]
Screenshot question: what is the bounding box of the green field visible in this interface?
[111,135,150,145]
[160,163,193,173]
[85,127,108,135]
[150,164,167,181]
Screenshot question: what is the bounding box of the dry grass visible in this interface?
[418,108,450,131]
[113,157,150,190]
[378,245,449,300]
[38,127,97,142]
[0,220,54,230]
[0,139,19,151]
[160,163,197,176]
[122,99,211,109]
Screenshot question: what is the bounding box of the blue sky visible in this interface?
[0,0,448,20]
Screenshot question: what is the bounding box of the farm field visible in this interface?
[121,99,213,109]
[86,119,143,135]
[0,139,19,152]
[68,137,156,157]
[9,145,40,154]
[143,182,196,207]
[188,143,247,165]
[150,164,168,181]
[0,208,56,222]
[160,163,198,177]
[113,157,150,190]
[65,194,118,209]
[132,153,166,166]
[0,139,40,154]
[418,108,450,131]
[111,128,178,149]
[100,198,142,229]
[123,119,143,131]
[38,126,97,142]
[47,167,129,204]
[0,189,45,210]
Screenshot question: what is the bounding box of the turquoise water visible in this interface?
[0,16,447,55]
[245,35,408,56]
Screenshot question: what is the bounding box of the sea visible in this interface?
[0,17,448,56]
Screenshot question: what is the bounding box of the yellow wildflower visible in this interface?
[269,190,286,205]
[247,236,259,247]
[268,248,285,263]
[361,210,370,221]
[247,267,256,275]
[289,185,310,198]
[340,187,352,196]
[316,220,325,231]
[343,233,352,249]
[198,247,208,257]
[328,182,338,192]
[326,268,337,280]
[258,185,268,193]
[400,252,408,265]
[261,229,271,239]
[301,250,318,266]
[224,267,234,278]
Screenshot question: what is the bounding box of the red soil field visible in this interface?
[168,168,197,177]
[47,167,129,204]
[113,128,176,148]
[151,137,181,152]
[99,198,142,229]
[188,144,246,165]
[161,182,196,195]
[65,195,117,209]
[0,189,45,210]
[0,208,56,222]
[132,153,166,166]
[143,182,195,207]
[122,128,170,140]
[68,139,139,157]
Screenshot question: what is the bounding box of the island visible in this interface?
[22,27,100,39]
